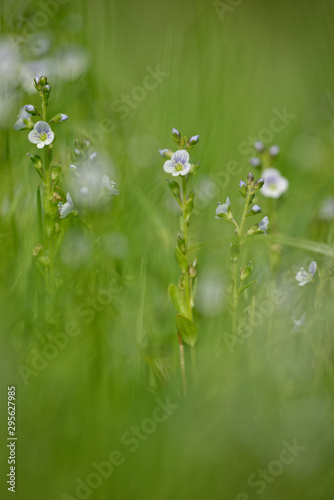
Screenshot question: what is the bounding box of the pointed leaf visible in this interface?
[174,247,188,273]
[175,314,198,347]
[168,284,186,314]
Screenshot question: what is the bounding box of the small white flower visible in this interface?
[258,216,269,234]
[14,107,32,131]
[101,175,120,195]
[215,197,231,219]
[59,192,74,218]
[28,121,54,149]
[163,150,191,177]
[295,261,317,286]
[261,168,288,199]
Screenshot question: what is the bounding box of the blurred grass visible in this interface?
[1,0,334,499]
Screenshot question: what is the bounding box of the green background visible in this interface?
[1,0,334,498]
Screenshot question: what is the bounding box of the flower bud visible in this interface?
[43,84,51,96]
[34,76,40,88]
[269,145,280,157]
[25,104,39,116]
[39,75,48,86]
[187,135,199,149]
[159,149,174,159]
[50,113,68,123]
[239,180,247,197]
[249,157,261,167]
[189,259,197,278]
[250,204,261,214]
[247,172,254,184]
[172,127,181,142]
[254,178,265,190]
[254,141,265,152]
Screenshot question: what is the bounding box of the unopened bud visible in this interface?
[187,135,199,149]
[254,141,265,152]
[25,104,39,116]
[247,172,254,184]
[254,178,265,190]
[172,127,181,142]
[159,149,174,159]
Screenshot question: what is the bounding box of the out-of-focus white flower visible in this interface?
[59,193,74,218]
[14,106,32,131]
[28,121,54,149]
[215,197,231,219]
[319,197,334,221]
[254,141,265,152]
[291,313,306,332]
[80,186,89,196]
[163,150,191,177]
[295,261,317,286]
[261,168,289,199]
[249,157,261,167]
[269,145,280,157]
[101,175,120,195]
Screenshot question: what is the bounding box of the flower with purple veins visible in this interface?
[163,150,191,177]
[28,121,54,149]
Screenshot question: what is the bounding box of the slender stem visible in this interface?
[182,176,193,321]
[231,259,239,335]
[231,186,253,335]
[178,333,187,396]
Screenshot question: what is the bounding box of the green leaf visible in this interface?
[168,284,186,314]
[238,279,256,295]
[175,313,198,347]
[167,180,181,206]
[174,247,188,273]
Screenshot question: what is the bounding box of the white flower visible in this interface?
[59,193,74,218]
[261,168,289,199]
[28,121,54,149]
[258,216,269,234]
[14,107,32,131]
[319,197,334,221]
[101,175,120,195]
[215,197,231,219]
[163,150,191,177]
[295,261,317,286]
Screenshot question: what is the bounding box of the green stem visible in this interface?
[231,187,253,335]
[182,177,192,322]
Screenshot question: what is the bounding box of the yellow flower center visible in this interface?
[40,132,47,141]
[175,162,183,171]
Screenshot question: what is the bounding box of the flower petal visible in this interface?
[172,150,189,165]
[163,160,175,173]
[179,163,191,176]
